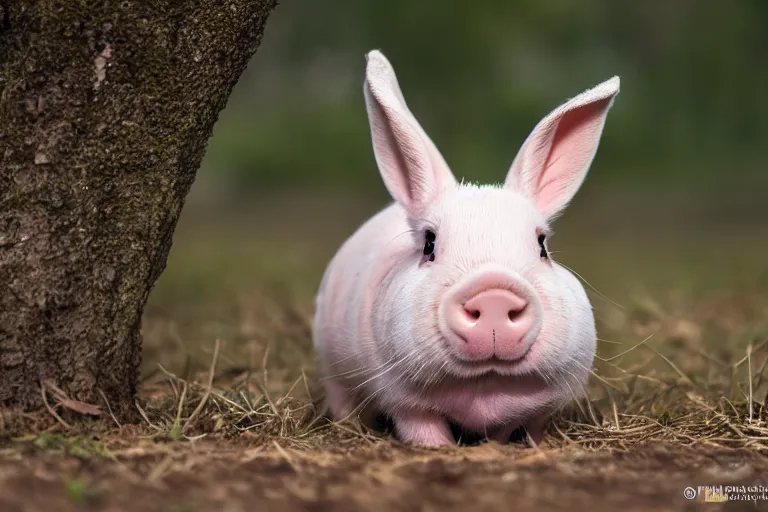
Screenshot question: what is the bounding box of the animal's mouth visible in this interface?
[447,350,530,376]
[463,354,524,365]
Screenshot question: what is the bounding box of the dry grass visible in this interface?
[138,289,768,454]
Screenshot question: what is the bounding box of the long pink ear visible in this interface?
[504,76,620,220]
[364,50,457,218]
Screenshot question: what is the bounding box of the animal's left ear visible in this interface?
[503,76,620,220]
[363,50,457,219]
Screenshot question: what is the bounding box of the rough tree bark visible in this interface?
[0,1,276,416]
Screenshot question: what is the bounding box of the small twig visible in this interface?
[272,440,298,472]
[210,390,247,414]
[98,389,121,429]
[276,375,303,407]
[555,259,625,311]
[183,339,221,433]
[299,409,325,437]
[586,398,601,427]
[252,378,280,426]
[157,364,180,398]
[597,333,655,363]
[568,396,591,424]
[135,399,161,431]
[643,343,698,388]
[43,380,69,400]
[170,381,188,439]
[590,368,627,394]
[552,423,577,446]
[612,399,621,431]
[40,382,70,429]
[39,379,101,417]
[261,343,271,390]
[733,339,768,368]
[596,337,623,345]
[301,368,314,401]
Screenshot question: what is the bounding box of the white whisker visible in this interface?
[555,260,625,311]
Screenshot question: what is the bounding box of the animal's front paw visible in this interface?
[393,410,455,448]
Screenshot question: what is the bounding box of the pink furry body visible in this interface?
[313,50,619,447]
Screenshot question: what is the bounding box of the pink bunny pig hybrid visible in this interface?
[312,50,620,448]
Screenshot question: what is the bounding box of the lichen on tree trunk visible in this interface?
[0,1,276,417]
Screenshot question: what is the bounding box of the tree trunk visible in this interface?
[0,1,276,417]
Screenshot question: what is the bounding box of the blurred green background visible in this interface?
[143,0,768,376]
[197,0,768,196]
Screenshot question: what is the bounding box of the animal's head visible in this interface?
[363,50,618,388]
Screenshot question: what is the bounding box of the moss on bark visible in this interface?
[0,0,276,417]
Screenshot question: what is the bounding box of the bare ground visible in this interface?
[3,437,768,511]
[2,189,768,511]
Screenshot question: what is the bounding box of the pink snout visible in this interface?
[446,288,537,361]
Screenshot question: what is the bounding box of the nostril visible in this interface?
[463,308,481,320]
[508,308,524,321]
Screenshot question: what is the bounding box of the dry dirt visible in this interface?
[3,436,768,512]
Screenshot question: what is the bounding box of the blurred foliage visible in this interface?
[198,0,768,198]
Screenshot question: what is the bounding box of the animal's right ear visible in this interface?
[363,50,457,218]
[503,76,620,221]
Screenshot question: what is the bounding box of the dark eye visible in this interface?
[423,230,436,262]
[538,234,548,259]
